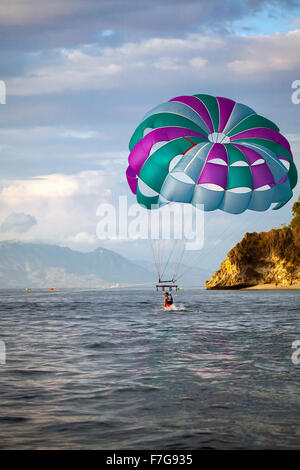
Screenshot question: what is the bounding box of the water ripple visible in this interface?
[0,288,300,449]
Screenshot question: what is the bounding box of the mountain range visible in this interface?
[0,241,152,288]
[0,241,212,288]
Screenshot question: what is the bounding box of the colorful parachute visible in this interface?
[126,94,297,214]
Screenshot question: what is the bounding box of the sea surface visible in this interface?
[0,288,300,450]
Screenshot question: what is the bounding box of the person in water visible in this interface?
[164,292,173,307]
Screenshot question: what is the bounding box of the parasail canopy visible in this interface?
[127,94,297,214]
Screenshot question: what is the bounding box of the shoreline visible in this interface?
[243,283,300,290]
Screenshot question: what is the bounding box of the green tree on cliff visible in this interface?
[290,194,300,228]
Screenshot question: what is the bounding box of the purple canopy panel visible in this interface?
[230,128,291,153]
[128,127,206,174]
[169,95,214,133]
[231,143,263,165]
[126,165,138,194]
[216,97,236,133]
[198,162,228,189]
[251,163,275,189]
[206,143,228,164]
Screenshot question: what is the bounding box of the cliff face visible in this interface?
[205,226,300,289]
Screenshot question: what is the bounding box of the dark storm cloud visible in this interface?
[0,0,298,51]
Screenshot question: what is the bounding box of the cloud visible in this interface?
[64,231,98,250]
[0,170,116,246]
[6,29,300,97]
[0,126,104,142]
[0,212,37,233]
[5,34,222,96]
[0,1,258,27]
[227,29,300,74]
[58,129,102,139]
[0,1,298,49]
[0,0,78,26]
[154,57,181,71]
[0,122,128,180]
[189,56,208,68]
[0,170,117,207]
[1,174,78,203]
[1,27,299,186]
[7,47,122,96]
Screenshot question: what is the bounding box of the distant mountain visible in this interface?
[0,241,153,288]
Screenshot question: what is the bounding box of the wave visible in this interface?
[163,303,188,312]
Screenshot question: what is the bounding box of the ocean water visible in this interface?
[0,287,300,450]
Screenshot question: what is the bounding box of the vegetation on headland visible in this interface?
[205,195,300,290]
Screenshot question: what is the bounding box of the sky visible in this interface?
[0,0,300,271]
